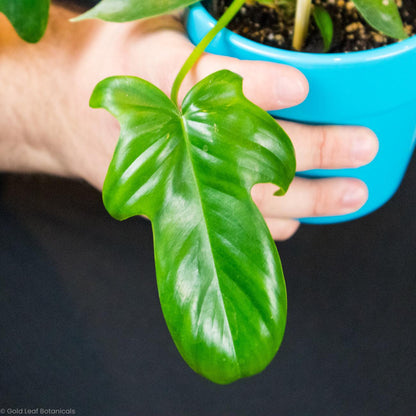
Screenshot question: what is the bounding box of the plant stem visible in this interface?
[293,0,312,51]
[170,0,246,106]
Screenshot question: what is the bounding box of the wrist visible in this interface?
[0,5,88,179]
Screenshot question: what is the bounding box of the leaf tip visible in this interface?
[70,5,101,23]
[69,11,92,23]
[89,87,101,109]
[273,187,286,197]
[89,78,113,109]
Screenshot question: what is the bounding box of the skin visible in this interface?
[0,4,378,240]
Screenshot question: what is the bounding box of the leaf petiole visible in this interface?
[170,0,246,106]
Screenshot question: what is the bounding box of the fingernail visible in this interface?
[276,75,308,107]
[341,184,368,210]
[352,130,378,166]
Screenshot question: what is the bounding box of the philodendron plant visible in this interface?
[2,0,406,385]
[1,0,296,384]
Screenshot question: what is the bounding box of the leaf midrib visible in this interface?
[179,113,240,374]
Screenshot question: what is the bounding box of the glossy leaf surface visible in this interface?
[0,0,49,42]
[74,0,199,22]
[91,70,295,384]
[352,0,407,39]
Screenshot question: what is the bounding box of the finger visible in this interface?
[189,54,309,111]
[264,218,300,241]
[251,177,368,219]
[278,121,379,171]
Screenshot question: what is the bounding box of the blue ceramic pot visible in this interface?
[186,3,416,224]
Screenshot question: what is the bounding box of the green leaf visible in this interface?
[352,0,407,39]
[0,0,50,43]
[91,70,295,384]
[73,0,200,22]
[312,5,333,52]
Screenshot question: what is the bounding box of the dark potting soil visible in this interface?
[205,0,416,53]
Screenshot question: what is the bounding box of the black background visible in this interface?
[0,150,415,415]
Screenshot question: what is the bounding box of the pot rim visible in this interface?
[191,3,416,65]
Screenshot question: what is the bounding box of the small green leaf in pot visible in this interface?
[90,70,296,384]
[0,0,50,43]
[72,0,200,22]
[312,5,334,53]
[352,0,408,40]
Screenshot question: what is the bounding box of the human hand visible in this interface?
[75,11,377,240]
[0,6,378,240]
